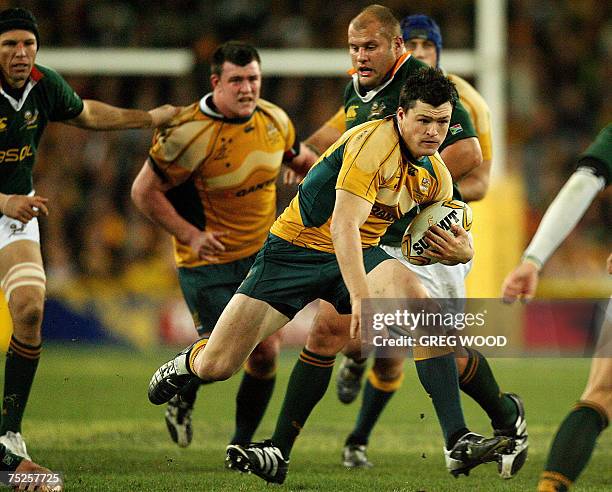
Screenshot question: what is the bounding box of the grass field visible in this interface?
[13,345,612,491]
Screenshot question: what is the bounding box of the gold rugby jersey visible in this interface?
[271,116,453,252]
[448,74,493,161]
[149,94,298,267]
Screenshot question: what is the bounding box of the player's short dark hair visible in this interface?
[0,8,40,49]
[399,67,458,110]
[211,41,261,76]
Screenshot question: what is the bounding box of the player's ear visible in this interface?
[393,35,405,55]
[210,73,220,89]
[396,105,405,122]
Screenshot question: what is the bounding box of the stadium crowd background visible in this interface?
[3,0,609,344]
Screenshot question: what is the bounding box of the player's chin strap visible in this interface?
[522,167,606,267]
[1,262,46,301]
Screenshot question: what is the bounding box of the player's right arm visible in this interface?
[131,161,227,261]
[330,189,372,340]
[439,136,482,185]
[67,100,179,130]
[304,106,345,157]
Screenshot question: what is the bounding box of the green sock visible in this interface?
[230,372,276,445]
[0,336,41,434]
[459,349,517,429]
[415,353,467,448]
[541,403,608,490]
[271,348,335,458]
[346,379,395,446]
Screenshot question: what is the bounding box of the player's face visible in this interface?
[397,100,452,158]
[211,60,261,119]
[348,21,403,89]
[0,30,37,88]
[404,38,437,67]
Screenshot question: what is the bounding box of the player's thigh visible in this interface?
[0,239,43,278]
[381,244,469,298]
[366,258,429,299]
[0,240,46,327]
[196,294,289,380]
[580,356,612,417]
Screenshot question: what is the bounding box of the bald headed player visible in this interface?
[335,13,527,480]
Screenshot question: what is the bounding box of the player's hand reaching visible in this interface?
[607,253,612,275]
[0,194,49,224]
[283,167,306,185]
[190,230,229,262]
[501,260,540,303]
[148,104,181,128]
[424,224,473,265]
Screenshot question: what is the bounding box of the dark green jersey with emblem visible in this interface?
[577,123,611,187]
[0,64,84,197]
[341,53,477,247]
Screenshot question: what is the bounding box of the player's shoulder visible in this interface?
[343,117,396,154]
[32,64,68,86]
[399,54,428,78]
[448,73,489,110]
[256,98,291,127]
[152,102,214,152]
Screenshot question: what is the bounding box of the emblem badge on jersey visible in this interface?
[346,105,359,121]
[244,124,255,133]
[0,117,7,131]
[22,109,39,130]
[265,123,281,144]
[367,101,386,120]
[420,177,431,194]
[449,123,463,135]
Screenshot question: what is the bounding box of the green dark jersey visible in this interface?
[342,53,478,247]
[577,123,611,187]
[0,64,84,197]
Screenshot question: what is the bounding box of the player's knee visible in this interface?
[247,342,279,378]
[194,358,235,381]
[9,287,45,332]
[455,356,468,375]
[306,319,348,356]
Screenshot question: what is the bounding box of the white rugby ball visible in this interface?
[401,200,473,265]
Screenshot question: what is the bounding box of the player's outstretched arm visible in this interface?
[501,166,606,303]
[66,100,179,130]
